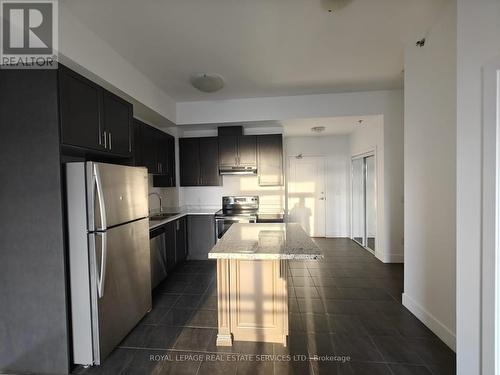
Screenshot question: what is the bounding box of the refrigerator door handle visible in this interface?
[94,163,107,231]
[96,232,107,298]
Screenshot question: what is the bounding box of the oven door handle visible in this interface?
[216,216,257,222]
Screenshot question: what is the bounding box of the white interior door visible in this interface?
[288,156,326,237]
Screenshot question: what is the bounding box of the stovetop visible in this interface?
[216,196,284,220]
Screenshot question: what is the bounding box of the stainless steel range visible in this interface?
[215,196,259,240]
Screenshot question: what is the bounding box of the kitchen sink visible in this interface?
[149,212,180,221]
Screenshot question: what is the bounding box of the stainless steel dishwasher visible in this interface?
[149,227,167,289]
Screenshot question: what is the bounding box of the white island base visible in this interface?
[208,223,323,347]
[215,258,289,347]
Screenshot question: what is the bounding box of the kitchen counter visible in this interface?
[148,208,218,230]
[209,223,322,348]
[208,223,323,260]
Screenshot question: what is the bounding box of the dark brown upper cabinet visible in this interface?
[59,66,132,157]
[133,119,176,187]
[179,138,200,186]
[218,135,256,168]
[59,67,103,151]
[153,132,176,187]
[140,123,159,172]
[102,90,132,155]
[179,137,221,187]
[199,137,221,185]
[238,136,257,166]
[257,134,283,186]
[218,135,238,167]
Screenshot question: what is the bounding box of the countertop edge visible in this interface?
[207,254,324,260]
[149,211,216,230]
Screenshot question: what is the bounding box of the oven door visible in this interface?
[215,216,256,240]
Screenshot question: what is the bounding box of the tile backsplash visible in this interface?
[180,174,284,213]
[147,175,179,213]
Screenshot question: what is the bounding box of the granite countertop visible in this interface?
[208,223,323,260]
[149,208,218,230]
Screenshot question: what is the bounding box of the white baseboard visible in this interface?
[402,293,456,351]
[377,252,404,263]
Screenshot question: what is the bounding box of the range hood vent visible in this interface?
[219,166,257,175]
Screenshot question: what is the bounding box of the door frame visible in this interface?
[350,149,378,255]
[287,155,326,237]
[481,56,500,375]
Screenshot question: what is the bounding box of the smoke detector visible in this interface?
[311,126,326,133]
[191,73,225,93]
[321,0,352,13]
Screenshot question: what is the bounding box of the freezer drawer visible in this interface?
[93,218,151,363]
[70,218,151,366]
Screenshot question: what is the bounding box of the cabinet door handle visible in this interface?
[103,131,107,149]
[108,132,112,150]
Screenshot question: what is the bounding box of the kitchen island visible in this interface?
[208,223,323,347]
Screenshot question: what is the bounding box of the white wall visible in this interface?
[403,0,456,351]
[457,0,500,373]
[285,136,350,237]
[59,2,176,125]
[177,90,402,125]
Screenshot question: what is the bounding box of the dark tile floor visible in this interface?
[74,238,455,375]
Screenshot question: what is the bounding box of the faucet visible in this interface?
[148,193,163,214]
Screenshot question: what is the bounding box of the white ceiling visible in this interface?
[282,115,381,137]
[63,0,443,102]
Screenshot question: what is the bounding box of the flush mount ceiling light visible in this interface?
[191,73,225,93]
[311,126,326,133]
[321,0,352,13]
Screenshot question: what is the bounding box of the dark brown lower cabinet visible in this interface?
[175,216,187,264]
[187,215,216,260]
[165,222,177,273]
[156,217,187,275]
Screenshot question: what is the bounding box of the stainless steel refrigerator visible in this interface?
[66,162,151,366]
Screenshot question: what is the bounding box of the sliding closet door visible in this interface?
[365,155,376,251]
[351,158,365,246]
[351,154,376,252]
